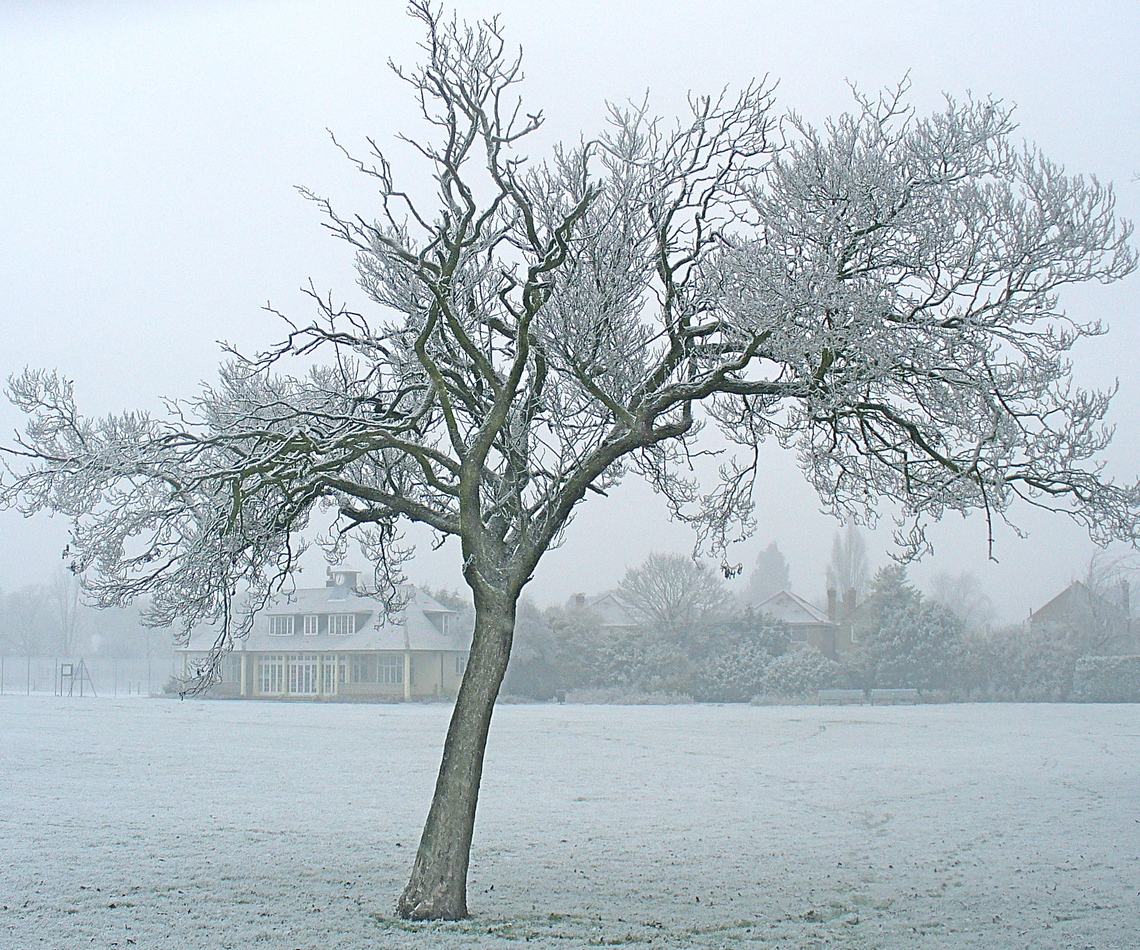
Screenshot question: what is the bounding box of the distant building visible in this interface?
[178,569,470,701]
[755,590,845,658]
[1028,580,1136,655]
[567,586,866,660]
[569,591,640,632]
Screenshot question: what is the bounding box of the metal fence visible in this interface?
[0,652,178,697]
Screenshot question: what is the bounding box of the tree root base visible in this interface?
[396,887,469,921]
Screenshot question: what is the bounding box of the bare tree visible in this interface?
[1083,548,1137,599]
[5,585,47,658]
[4,585,48,694]
[49,567,83,657]
[1078,549,1136,652]
[3,2,1140,920]
[617,552,731,631]
[827,522,870,602]
[928,570,995,633]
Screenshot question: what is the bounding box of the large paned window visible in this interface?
[288,654,319,694]
[221,654,241,683]
[303,615,320,637]
[320,656,342,695]
[349,654,376,683]
[258,654,285,694]
[268,615,295,637]
[328,613,356,636]
[380,656,404,685]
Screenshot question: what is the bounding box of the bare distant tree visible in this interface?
[827,522,870,601]
[3,2,1139,921]
[1078,549,1137,652]
[618,552,732,631]
[1027,550,1136,655]
[5,585,48,659]
[3,586,48,695]
[1083,548,1137,601]
[49,567,83,657]
[929,570,995,633]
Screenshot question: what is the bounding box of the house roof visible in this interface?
[1030,580,1128,627]
[755,590,834,627]
[179,584,470,654]
[586,592,639,628]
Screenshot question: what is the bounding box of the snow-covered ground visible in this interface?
[2,697,1137,949]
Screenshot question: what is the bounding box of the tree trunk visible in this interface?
[396,594,515,919]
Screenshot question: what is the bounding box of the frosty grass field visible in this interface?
[2,697,1137,950]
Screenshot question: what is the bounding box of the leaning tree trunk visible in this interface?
[396,594,515,919]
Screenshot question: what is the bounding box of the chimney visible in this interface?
[843,588,856,618]
[827,587,838,622]
[573,593,586,610]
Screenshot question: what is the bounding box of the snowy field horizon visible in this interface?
[3,697,1137,949]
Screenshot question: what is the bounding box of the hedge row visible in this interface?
[1071,655,1140,703]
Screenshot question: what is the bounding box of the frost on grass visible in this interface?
[1,697,1137,949]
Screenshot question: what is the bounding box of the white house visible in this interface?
[178,570,470,701]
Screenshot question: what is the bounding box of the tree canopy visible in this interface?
[617,552,731,631]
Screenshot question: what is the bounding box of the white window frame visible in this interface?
[303,614,320,637]
[349,653,375,683]
[268,615,295,637]
[221,654,241,683]
[379,656,403,685]
[258,654,285,694]
[320,655,341,695]
[328,613,356,636]
[288,654,319,695]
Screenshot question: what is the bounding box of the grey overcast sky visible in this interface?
[1,0,1138,618]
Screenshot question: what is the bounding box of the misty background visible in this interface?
[2,0,1138,625]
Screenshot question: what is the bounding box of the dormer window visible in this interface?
[328,613,357,636]
[303,615,320,636]
[268,615,295,637]
[426,611,454,636]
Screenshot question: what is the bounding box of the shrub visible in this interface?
[1071,655,1140,702]
[692,638,772,702]
[762,646,839,698]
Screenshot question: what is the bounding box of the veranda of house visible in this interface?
[182,647,470,701]
[178,573,470,702]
